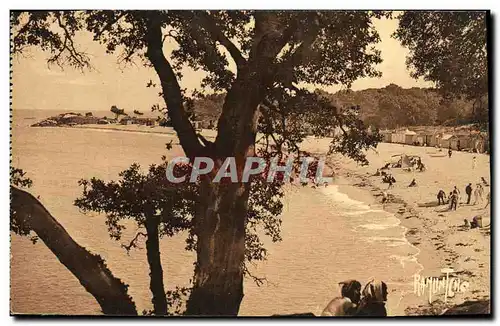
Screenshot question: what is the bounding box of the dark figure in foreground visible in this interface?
[465,183,473,204]
[322,280,362,316]
[437,190,447,205]
[356,280,388,316]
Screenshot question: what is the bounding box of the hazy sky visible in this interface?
[11,16,433,112]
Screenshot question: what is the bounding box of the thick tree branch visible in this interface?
[195,12,247,69]
[145,16,203,157]
[10,186,137,315]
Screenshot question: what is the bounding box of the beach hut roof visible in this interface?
[405,129,417,135]
[441,134,455,140]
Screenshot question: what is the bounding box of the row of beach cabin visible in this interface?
[379,128,489,153]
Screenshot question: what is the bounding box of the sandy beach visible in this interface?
[326,143,491,315]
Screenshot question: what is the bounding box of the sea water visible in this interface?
[10,109,422,316]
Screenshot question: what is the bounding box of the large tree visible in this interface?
[11,10,385,315]
[393,11,489,128]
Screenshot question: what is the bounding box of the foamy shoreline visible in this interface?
[331,175,423,316]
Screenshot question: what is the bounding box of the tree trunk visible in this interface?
[144,218,168,315]
[186,77,262,316]
[185,180,250,316]
[144,13,286,316]
[10,186,137,315]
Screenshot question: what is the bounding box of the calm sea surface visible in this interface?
[10,109,422,316]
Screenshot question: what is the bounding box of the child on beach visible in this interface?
[381,191,391,204]
[472,156,477,169]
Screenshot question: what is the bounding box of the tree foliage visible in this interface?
[393,11,488,128]
[11,10,385,162]
[110,105,126,119]
[191,84,478,131]
[321,84,476,128]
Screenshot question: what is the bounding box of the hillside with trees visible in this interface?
[318,84,478,129]
[193,84,478,130]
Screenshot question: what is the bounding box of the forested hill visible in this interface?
[193,84,482,129]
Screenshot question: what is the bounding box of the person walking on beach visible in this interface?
[484,192,490,209]
[465,183,473,204]
[450,192,458,210]
[472,156,477,169]
[473,184,484,205]
[448,146,452,158]
[450,186,460,210]
[437,190,446,205]
[322,280,362,316]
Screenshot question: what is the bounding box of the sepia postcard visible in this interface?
[9,10,491,317]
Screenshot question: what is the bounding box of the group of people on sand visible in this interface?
[437,177,490,211]
[321,279,388,317]
[409,156,426,172]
